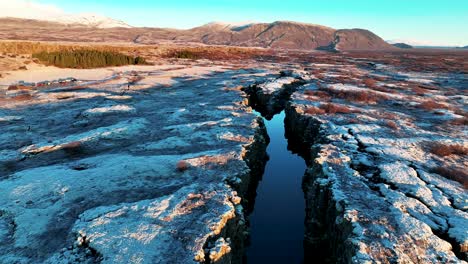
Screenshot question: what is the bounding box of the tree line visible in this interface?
[32,50,148,69]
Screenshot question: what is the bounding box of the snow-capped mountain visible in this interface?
[0,0,132,28]
[49,13,132,28]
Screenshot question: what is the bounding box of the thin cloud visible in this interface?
[0,0,65,20]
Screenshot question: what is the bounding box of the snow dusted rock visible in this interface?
[57,184,239,264]
[244,70,306,119]
[285,105,466,263]
[20,118,148,155]
[82,104,136,117]
[0,66,269,263]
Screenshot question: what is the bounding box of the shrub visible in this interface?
[176,161,190,172]
[11,94,32,101]
[320,103,360,114]
[447,117,468,126]
[369,85,394,94]
[385,120,399,130]
[305,106,325,115]
[374,76,387,82]
[128,76,144,85]
[412,86,429,96]
[429,143,468,157]
[32,50,148,69]
[304,90,331,100]
[173,50,199,60]
[334,75,355,84]
[418,100,447,110]
[431,166,468,189]
[363,78,377,88]
[323,88,388,103]
[62,141,84,155]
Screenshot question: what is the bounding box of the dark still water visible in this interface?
[246,111,306,264]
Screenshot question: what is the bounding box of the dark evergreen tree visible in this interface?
[32,50,148,68]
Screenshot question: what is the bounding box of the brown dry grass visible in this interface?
[418,100,448,110]
[429,143,468,157]
[176,161,190,172]
[323,87,389,104]
[411,86,431,96]
[305,103,360,115]
[384,120,399,130]
[305,106,326,115]
[431,166,468,189]
[11,94,33,101]
[369,85,395,94]
[0,40,270,65]
[447,117,468,126]
[320,103,359,114]
[363,78,377,88]
[304,89,331,100]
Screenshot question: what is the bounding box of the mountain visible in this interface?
[0,0,131,28]
[392,43,413,49]
[48,14,132,28]
[0,18,396,51]
[0,14,131,28]
[138,21,338,50]
[387,39,432,47]
[387,39,460,48]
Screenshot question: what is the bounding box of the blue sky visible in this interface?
[37,0,468,46]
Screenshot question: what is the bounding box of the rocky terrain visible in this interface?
[0,62,279,263]
[245,54,468,262]
[0,48,467,263]
[0,18,396,51]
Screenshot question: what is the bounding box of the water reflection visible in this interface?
[246,111,306,264]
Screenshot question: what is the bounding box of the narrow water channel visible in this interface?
[245,111,306,263]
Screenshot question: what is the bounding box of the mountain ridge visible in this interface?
[0,17,396,51]
[0,14,131,29]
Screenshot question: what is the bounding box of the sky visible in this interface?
[3,0,468,46]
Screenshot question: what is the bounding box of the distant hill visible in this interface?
[0,18,397,51]
[392,43,413,49]
[0,14,131,29]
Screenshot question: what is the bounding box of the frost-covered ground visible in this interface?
[0,63,275,263]
[0,51,467,263]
